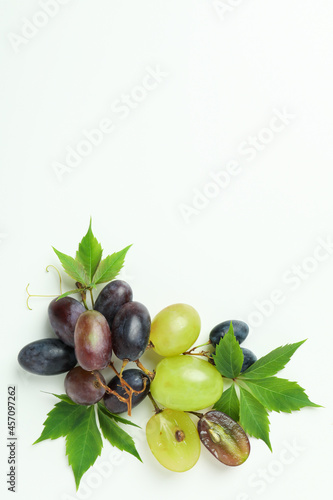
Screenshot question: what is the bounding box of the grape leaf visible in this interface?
[97,405,142,462]
[97,403,141,428]
[66,405,103,490]
[33,400,86,444]
[41,392,77,405]
[53,247,88,285]
[239,386,272,450]
[76,219,103,282]
[213,323,244,378]
[213,384,240,421]
[93,245,132,285]
[240,340,306,379]
[243,377,321,413]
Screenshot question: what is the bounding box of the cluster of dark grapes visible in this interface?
[18,281,151,414]
[18,280,253,472]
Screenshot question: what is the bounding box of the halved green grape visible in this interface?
[198,411,250,466]
[150,356,223,411]
[150,303,201,356]
[146,409,201,472]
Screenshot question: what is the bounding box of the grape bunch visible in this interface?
[18,280,250,473]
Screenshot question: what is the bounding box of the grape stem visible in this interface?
[108,362,149,416]
[182,350,211,358]
[186,341,211,353]
[119,359,129,377]
[147,392,162,414]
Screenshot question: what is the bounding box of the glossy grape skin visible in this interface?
[48,296,85,347]
[103,369,150,414]
[150,356,223,411]
[198,411,250,466]
[94,280,133,329]
[146,409,201,472]
[111,302,150,361]
[18,338,77,375]
[210,320,249,346]
[241,348,257,372]
[74,310,112,371]
[65,366,106,405]
[150,303,201,357]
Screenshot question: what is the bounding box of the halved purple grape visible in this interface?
[198,411,250,466]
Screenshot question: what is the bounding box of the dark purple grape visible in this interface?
[198,411,250,466]
[94,280,133,329]
[241,348,257,372]
[74,310,112,371]
[210,320,249,346]
[111,301,150,361]
[103,369,150,414]
[48,296,85,347]
[65,366,106,405]
[18,338,77,375]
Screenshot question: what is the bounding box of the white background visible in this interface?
[1,1,332,499]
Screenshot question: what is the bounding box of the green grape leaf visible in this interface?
[243,377,321,413]
[93,245,132,285]
[76,219,103,282]
[41,392,77,405]
[66,405,103,490]
[213,323,244,378]
[56,289,84,300]
[97,403,141,428]
[53,247,88,285]
[213,384,240,422]
[33,400,86,444]
[97,405,142,462]
[240,340,306,379]
[239,386,272,450]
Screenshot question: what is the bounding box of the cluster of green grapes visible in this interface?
[18,280,251,472]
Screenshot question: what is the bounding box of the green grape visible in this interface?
[150,356,223,411]
[150,303,201,356]
[146,409,201,472]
